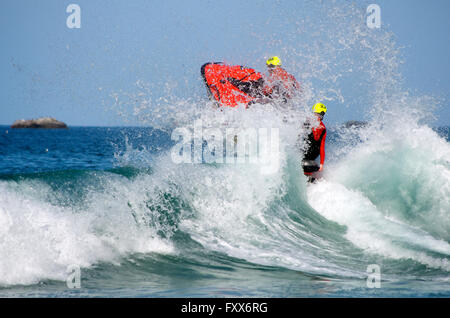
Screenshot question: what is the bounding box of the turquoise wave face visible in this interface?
[328,126,450,242]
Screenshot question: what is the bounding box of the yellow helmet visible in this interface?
[266,56,282,67]
[312,103,327,115]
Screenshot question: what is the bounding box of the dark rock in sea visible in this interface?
[343,120,368,128]
[11,117,68,129]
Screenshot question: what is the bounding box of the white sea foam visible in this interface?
[307,117,450,271]
[0,178,173,286]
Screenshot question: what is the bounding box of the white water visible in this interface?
[0,177,173,286]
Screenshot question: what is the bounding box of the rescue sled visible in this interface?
[201,62,265,107]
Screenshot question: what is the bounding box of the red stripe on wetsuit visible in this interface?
[312,121,326,165]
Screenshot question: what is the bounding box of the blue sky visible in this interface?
[1,0,449,126]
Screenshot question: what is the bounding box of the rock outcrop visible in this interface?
[11,117,68,129]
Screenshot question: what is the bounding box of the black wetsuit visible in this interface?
[302,119,327,181]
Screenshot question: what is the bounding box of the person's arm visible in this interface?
[257,83,274,102]
[294,80,302,97]
[319,129,326,171]
[262,84,273,97]
[291,75,300,90]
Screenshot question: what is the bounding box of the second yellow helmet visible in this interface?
[266,56,282,67]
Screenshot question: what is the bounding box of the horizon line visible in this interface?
[1,124,449,129]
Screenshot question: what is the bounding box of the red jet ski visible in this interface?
[201,62,265,108]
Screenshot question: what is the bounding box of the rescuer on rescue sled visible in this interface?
[262,56,301,103]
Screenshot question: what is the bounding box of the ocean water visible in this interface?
[0,123,449,297]
[2,1,450,297]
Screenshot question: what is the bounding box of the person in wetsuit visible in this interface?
[262,56,301,103]
[250,56,301,105]
[302,103,327,183]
